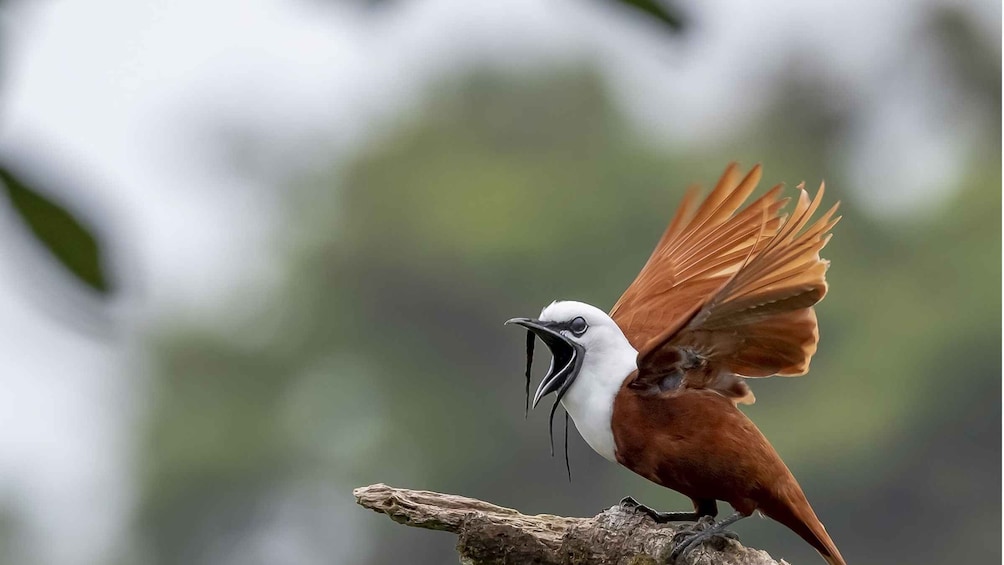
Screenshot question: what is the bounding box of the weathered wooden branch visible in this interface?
[354,483,788,565]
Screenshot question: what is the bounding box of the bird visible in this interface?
[505,163,845,565]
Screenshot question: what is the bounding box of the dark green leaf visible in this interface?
[0,165,110,294]
[614,0,687,33]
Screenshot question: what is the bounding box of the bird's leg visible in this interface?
[618,496,701,524]
[670,511,745,562]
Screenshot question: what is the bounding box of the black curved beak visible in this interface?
[505,317,584,408]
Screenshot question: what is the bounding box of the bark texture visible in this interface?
[354,483,788,565]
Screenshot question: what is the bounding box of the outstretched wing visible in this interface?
[610,164,839,404]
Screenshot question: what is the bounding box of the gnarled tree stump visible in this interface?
[354,483,788,565]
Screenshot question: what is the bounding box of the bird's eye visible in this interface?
[569,316,588,336]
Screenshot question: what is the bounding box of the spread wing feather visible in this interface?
[610,164,838,405]
[610,164,787,348]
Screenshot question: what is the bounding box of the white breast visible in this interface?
[559,347,637,462]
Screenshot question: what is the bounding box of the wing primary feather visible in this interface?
[724,191,836,292]
[686,163,753,227]
[782,184,826,239]
[761,184,824,257]
[674,206,773,270]
[687,201,774,329]
[658,186,701,249]
[755,188,810,259]
[674,215,779,278]
[675,248,761,283]
[671,186,786,281]
[725,208,839,299]
[734,233,831,292]
[740,199,772,272]
[663,165,762,260]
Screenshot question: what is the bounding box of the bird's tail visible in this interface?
[760,485,846,565]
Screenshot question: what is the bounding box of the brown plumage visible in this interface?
[609,163,845,565]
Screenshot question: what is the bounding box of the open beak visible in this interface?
[505,317,584,408]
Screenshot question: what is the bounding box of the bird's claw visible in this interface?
[670,527,740,563]
[619,496,640,508]
[618,497,695,524]
[673,515,713,536]
[618,496,660,522]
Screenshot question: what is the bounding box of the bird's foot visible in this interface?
[670,512,744,563]
[618,497,699,524]
[619,495,641,508]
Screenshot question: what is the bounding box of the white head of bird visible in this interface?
[506,300,637,462]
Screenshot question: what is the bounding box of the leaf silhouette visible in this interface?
[614,0,687,33]
[0,165,110,294]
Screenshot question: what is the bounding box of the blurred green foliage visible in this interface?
[135,57,1000,565]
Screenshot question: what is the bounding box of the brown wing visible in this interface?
[611,164,839,404]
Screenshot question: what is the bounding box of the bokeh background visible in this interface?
[0,1,999,564]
